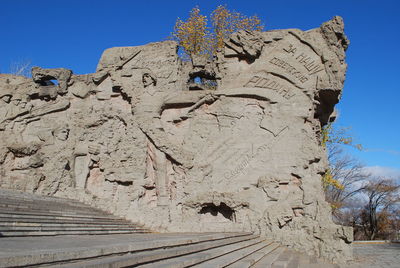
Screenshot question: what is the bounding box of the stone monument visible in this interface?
[0,16,352,262]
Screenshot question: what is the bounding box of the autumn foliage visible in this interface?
[172,6,264,58]
[322,123,400,241]
[210,6,263,54]
[173,8,209,57]
[322,123,363,199]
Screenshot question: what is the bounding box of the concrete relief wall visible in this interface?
[0,17,352,262]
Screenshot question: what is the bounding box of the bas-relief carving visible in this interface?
[73,143,100,190]
[0,17,352,263]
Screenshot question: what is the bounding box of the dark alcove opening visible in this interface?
[199,202,236,221]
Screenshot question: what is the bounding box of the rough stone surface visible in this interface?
[348,243,400,268]
[0,17,351,262]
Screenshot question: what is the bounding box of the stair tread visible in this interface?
[0,211,118,220]
[286,252,300,268]
[0,190,150,239]
[0,189,85,204]
[0,226,144,230]
[0,201,95,211]
[0,230,149,237]
[0,207,108,215]
[0,214,128,222]
[0,222,140,227]
[53,234,259,268]
[194,239,270,268]
[0,190,339,268]
[226,242,280,268]
[0,219,138,225]
[251,246,286,268]
[0,233,248,267]
[0,202,96,208]
[139,237,265,268]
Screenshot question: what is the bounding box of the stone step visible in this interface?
[0,196,96,206]
[0,202,106,217]
[299,263,340,268]
[0,197,96,211]
[0,206,110,218]
[0,202,110,213]
[0,232,251,267]
[0,216,136,225]
[0,189,84,202]
[194,239,272,267]
[292,252,340,268]
[0,221,142,228]
[297,255,340,268]
[251,246,286,268]
[0,210,119,220]
[286,252,300,268]
[0,189,151,238]
[0,227,340,268]
[0,229,149,237]
[53,233,260,268]
[249,247,341,268]
[0,225,145,231]
[138,237,266,267]
[0,189,84,204]
[269,248,293,268]
[0,202,105,213]
[0,211,110,222]
[296,253,312,267]
[225,242,281,267]
[294,252,331,268]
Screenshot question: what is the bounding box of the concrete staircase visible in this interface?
[0,189,341,267]
[0,232,341,268]
[0,189,148,237]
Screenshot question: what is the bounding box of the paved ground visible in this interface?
[348,243,400,268]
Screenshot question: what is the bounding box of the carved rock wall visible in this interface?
[0,17,352,262]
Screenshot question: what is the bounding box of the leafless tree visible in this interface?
[325,142,369,219]
[360,178,400,240]
[9,60,32,77]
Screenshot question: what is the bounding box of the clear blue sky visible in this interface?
[1,0,399,176]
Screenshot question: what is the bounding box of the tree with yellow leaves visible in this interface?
[173,7,209,57]
[322,123,368,217]
[172,5,264,59]
[211,5,263,54]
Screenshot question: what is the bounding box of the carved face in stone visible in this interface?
[54,128,69,141]
[1,95,11,104]
[142,73,155,88]
[19,100,27,109]
[11,98,21,106]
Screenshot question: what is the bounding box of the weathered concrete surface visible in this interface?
[0,188,148,237]
[347,243,400,268]
[0,232,343,268]
[0,232,251,267]
[0,17,351,262]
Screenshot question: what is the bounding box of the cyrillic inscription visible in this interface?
[244,75,295,100]
[269,57,309,83]
[283,44,324,75]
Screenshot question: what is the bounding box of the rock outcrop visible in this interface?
[0,17,352,262]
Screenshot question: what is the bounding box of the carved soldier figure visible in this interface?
[53,126,69,141]
[73,142,101,190]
